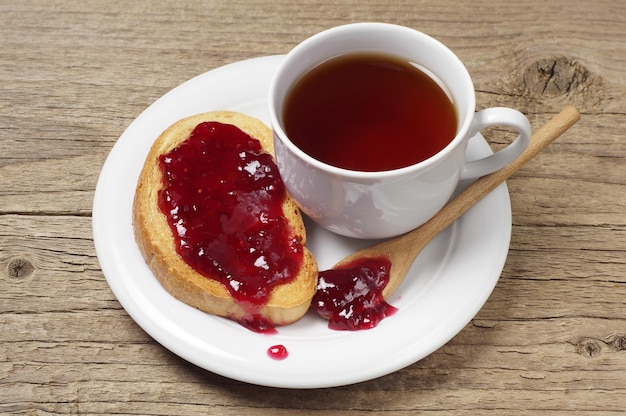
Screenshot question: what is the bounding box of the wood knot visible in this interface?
[523,57,589,98]
[6,257,35,279]
[519,56,603,111]
[575,337,603,358]
[574,335,626,358]
[606,334,626,351]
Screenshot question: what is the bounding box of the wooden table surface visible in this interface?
[1,0,625,414]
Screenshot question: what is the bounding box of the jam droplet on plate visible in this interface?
[267,344,289,360]
[313,257,397,331]
[157,121,304,333]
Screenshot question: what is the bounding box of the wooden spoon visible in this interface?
[329,106,581,300]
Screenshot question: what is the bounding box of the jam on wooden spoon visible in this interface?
[313,107,581,330]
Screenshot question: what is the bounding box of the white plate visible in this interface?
[93,55,511,389]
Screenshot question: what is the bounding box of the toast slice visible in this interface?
[133,111,318,332]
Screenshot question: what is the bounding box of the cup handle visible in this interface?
[460,107,531,180]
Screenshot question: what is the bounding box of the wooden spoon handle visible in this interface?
[401,106,581,251]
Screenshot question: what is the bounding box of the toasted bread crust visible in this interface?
[133,111,317,326]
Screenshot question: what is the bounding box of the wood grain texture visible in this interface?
[1,0,625,414]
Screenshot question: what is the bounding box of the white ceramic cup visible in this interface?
[269,22,531,239]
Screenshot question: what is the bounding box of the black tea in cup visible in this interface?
[283,52,458,172]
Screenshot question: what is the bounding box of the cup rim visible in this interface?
[268,22,476,179]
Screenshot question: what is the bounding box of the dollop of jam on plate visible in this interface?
[313,257,397,331]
